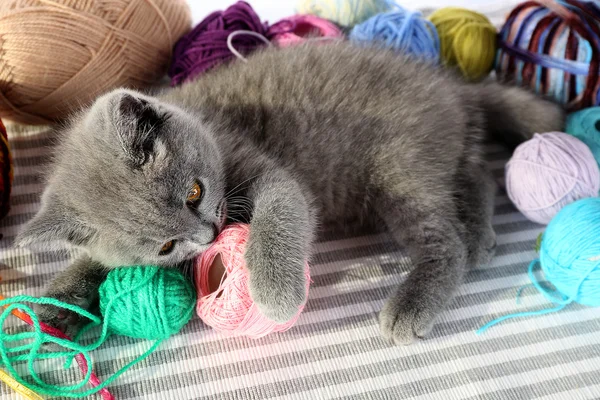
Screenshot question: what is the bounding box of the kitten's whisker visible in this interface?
[224,174,262,198]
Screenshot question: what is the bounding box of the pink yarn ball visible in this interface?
[267,15,344,47]
[506,132,600,225]
[195,223,310,338]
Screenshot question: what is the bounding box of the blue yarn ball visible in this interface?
[349,5,440,62]
[540,197,600,307]
[565,107,600,169]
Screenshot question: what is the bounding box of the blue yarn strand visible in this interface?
[477,259,570,334]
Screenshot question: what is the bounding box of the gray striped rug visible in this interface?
[0,124,599,400]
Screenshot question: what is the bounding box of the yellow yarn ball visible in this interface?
[0,0,191,125]
[296,0,392,28]
[428,7,497,81]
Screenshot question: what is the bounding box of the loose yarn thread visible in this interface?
[195,223,310,339]
[0,0,191,125]
[169,1,269,85]
[0,267,195,398]
[505,132,600,225]
[479,197,600,333]
[350,4,440,62]
[296,0,393,28]
[565,106,600,168]
[428,7,497,80]
[495,0,600,110]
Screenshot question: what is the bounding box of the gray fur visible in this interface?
[17,43,564,343]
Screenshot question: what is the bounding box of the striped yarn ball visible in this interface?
[506,132,600,225]
[496,0,600,110]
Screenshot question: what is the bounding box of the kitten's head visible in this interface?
[17,89,226,267]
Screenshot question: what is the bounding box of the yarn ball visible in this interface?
[0,0,191,125]
[538,197,600,307]
[296,0,393,28]
[565,107,600,168]
[349,5,440,63]
[496,0,600,110]
[195,223,310,339]
[505,132,600,225]
[0,119,12,220]
[477,197,600,333]
[428,7,497,81]
[99,266,196,340]
[169,1,269,85]
[268,15,345,47]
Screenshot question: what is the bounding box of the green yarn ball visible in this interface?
[99,266,196,340]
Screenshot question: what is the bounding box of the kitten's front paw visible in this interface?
[379,293,438,346]
[35,291,95,338]
[248,267,307,323]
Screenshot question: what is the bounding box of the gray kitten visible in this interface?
[17,43,564,344]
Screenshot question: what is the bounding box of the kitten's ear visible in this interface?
[16,197,95,249]
[109,92,164,168]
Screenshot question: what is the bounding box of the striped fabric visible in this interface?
[0,124,599,400]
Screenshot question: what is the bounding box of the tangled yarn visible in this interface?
[268,15,345,47]
[195,223,310,339]
[505,132,600,225]
[350,4,440,63]
[496,0,600,110]
[428,7,497,80]
[0,119,12,220]
[479,197,600,333]
[296,0,393,28]
[169,2,269,85]
[0,0,191,125]
[565,107,600,168]
[0,266,195,398]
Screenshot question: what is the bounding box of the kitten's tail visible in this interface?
[475,82,566,148]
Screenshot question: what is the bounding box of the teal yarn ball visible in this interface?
[99,266,196,340]
[539,197,600,307]
[349,4,440,63]
[479,197,600,333]
[566,107,600,169]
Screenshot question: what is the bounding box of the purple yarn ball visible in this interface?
[506,132,600,225]
[169,1,269,85]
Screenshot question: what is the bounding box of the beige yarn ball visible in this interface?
[0,0,191,125]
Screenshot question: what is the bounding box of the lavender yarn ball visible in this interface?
[506,132,600,225]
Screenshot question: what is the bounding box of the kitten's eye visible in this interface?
[159,240,175,255]
[187,182,202,205]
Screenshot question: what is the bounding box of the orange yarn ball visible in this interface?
[195,223,311,339]
[0,0,191,125]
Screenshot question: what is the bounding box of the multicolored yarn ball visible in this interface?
[195,223,310,339]
[349,4,440,63]
[296,0,393,28]
[169,1,269,85]
[0,119,12,220]
[0,266,195,398]
[0,0,191,125]
[99,266,196,340]
[496,0,600,110]
[565,107,600,168]
[428,7,497,80]
[505,132,600,225]
[268,15,345,47]
[479,197,600,333]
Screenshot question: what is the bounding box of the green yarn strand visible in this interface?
[0,266,196,398]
